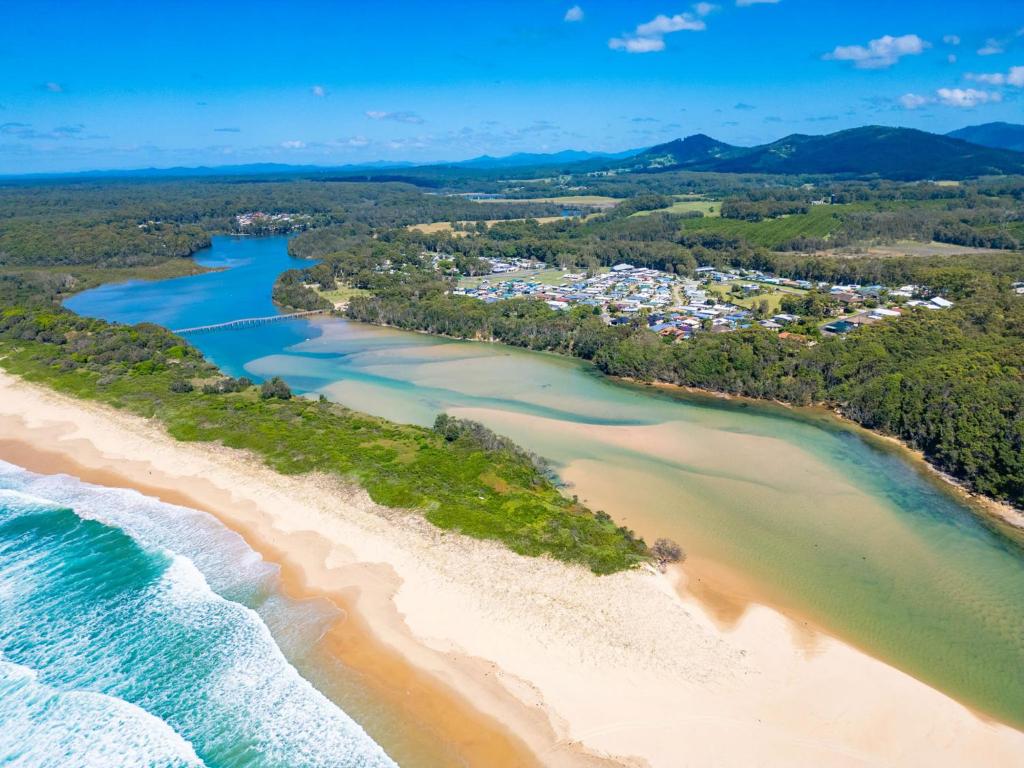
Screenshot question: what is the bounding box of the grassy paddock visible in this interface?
[631,198,720,218]
[680,206,842,248]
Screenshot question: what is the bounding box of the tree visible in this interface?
[260,376,292,400]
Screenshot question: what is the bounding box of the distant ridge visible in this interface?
[4,126,1021,182]
[947,122,1024,153]
[616,126,1024,180]
[1,147,645,181]
[450,147,644,170]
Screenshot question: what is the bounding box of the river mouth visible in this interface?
[64,235,1024,731]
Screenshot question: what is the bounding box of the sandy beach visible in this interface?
[1,368,1022,767]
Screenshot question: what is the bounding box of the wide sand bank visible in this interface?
[1,370,1021,767]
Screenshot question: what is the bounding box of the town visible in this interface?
[451,257,954,340]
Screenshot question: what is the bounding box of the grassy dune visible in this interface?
[0,312,649,574]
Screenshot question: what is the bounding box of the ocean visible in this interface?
[0,460,396,768]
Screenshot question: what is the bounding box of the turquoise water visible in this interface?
[0,461,395,768]
[65,236,1024,728]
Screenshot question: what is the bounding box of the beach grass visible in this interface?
[0,315,650,574]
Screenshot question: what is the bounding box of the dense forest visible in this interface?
[0,178,565,268]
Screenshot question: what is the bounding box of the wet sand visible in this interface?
[2,370,1023,767]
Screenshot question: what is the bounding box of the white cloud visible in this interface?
[364,110,424,124]
[311,85,326,97]
[947,54,957,64]
[936,88,1002,107]
[824,34,929,69]
[978,38,1004,55]
[564,5,584,22]
[736,0,779,5]
[899,93,931,110]
[609,9,707,54]
[693,2,717,16]
[44,82,63,93]
[942,34,960,46]
[636,13,706,36]
[967,65,1024,87]
[281,140,306,149]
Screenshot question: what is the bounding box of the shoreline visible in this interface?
[2,369,1024,766]
[637,378,1024,537]
[336,314,1024,536]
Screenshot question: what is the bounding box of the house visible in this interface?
[772,313,800,325]
[611,263,634,272]
[929,296,954,309]
[832,291,863,306]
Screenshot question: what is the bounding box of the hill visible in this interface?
[617,126,1024,180]
[619,134,737,170]
[947,122,1024,153]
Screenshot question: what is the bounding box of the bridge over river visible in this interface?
[172,309,329,336]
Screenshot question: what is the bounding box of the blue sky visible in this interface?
[1,0,1022,173]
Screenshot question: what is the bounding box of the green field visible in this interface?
[631,198,720,218]
[706,280,807,313]
[680,206,842,248]
[459,267,603,289]
[315,282,370,305]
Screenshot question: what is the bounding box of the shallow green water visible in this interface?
[67,236,1024,729]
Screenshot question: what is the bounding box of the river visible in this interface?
[65,235,1024,730]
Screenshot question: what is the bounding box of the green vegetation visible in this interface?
[315,283,371,306]
[346,282,1024,505]
[680,206,842,248]
[2,169,1022,546]
[458,267,590,290]
[0,291,649,574]
[630,198,719,218]
[272,270,333,311]
[706,280,807,314]
[281,193,1023,507]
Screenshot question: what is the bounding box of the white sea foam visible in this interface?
[0,653,205,768]
[0,462,397,768]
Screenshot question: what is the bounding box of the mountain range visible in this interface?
[4,124,1023,182]
[610,125,1024,180]
[946,122,1024,153]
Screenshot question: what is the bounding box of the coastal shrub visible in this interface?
[0,303,651,574]
[651,538,685,569]
[259,376,292,400]
[202,376,253,395]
